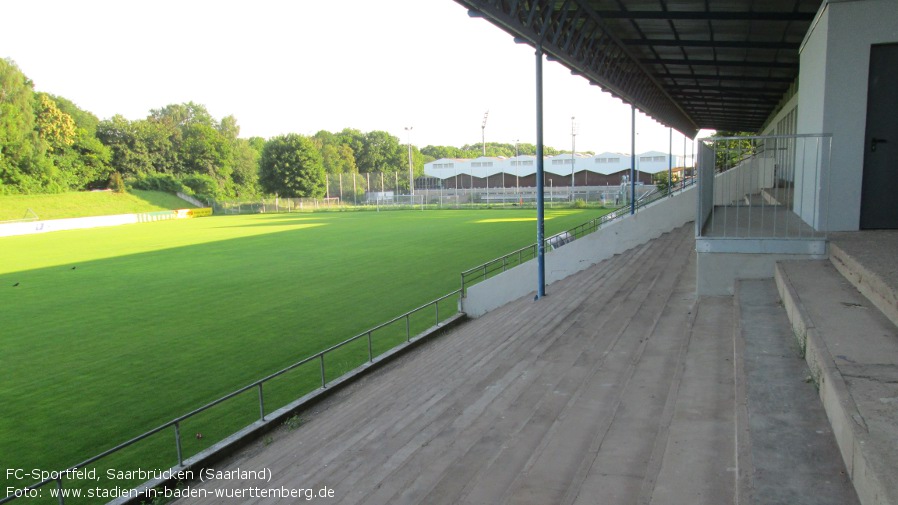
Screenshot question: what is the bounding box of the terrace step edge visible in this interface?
[829,241,898,329]
[774,263,897,505]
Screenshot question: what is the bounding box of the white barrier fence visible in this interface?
[0,209,213,238]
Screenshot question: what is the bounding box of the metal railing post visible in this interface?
[174,422,183,467]
[320,355,326,388]
[257,384,265,421]
[435,300,440,326]
[367,331,373,362]
[406,315,411,342]
[55,479,64,505]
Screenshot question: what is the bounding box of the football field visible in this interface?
[0,207,602,498]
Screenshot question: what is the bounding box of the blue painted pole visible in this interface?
[630,105,636,215]
[535,45,546,299]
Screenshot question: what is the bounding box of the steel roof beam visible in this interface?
[641,58,798,68]
[665,85,787,94]
[673,94,775,103]
[622,39,799,50]
[595,11,815,21]
[659,73,795,83]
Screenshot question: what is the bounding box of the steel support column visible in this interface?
[535,44,546,300]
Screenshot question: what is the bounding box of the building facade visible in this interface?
[423,151,684,189]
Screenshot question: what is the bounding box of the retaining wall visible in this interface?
[0,208,213,238]
[461,186,696,317]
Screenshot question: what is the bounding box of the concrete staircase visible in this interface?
[645,283,860,505]
[734,279,859,505]
[774,248,898,505]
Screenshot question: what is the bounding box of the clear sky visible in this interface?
[0,0,707,156]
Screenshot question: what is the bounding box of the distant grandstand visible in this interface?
[421,151,689,189]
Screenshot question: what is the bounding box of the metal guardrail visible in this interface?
[697,133,832,239]
[459,181,693,296]
[0,290,462,504]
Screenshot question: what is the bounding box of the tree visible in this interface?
[149,102,215,128]
[653,172,670,194]
[0,58,39,191]
[97,115,155,177]
[44,94,112,189]
[313,130,357,174]
[356,130,404,173]
[35,93,76,152]
[49,95,100,134]
[336,128,366,159]
[54,129,113,190]
[230,138,261,196]
[711,131,757,170]
[259,134,325,197]
[421,145,464,160]
[218,115,240,141]
[181,122,231,179]
[321,143,358,174]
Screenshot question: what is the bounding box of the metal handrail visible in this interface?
[460,180,694,296]
[0,289,462,504]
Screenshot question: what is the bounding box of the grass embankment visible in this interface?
[0,190,196,221]
[0,207,609,503]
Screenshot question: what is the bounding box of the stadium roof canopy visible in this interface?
[454,0,823,138]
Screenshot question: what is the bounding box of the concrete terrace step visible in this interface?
[775,260,898,505]
[829,231,898,328]
[646,295,736,505]
[175,225,744,505]
[735,279,858,505]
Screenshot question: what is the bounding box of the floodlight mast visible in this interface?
[481,111,489,156]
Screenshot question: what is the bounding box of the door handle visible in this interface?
[871,137,888,152]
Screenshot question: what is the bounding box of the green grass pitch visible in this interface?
[0,207,604,499]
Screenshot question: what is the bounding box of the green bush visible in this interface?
[129,173,189,194]
[180,174,219,200]
[108,172,126,193]
[572,198,587,209]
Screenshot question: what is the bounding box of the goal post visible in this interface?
[391,194,425,210]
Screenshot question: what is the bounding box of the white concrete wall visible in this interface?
[697,143,715,235]
[0,212,176,237]
[761,94,799,137]
[798,7,829,228]
[712,156,776,207]
[697,250,826,296]
[797,0,898,231]
[461,186,696,317]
